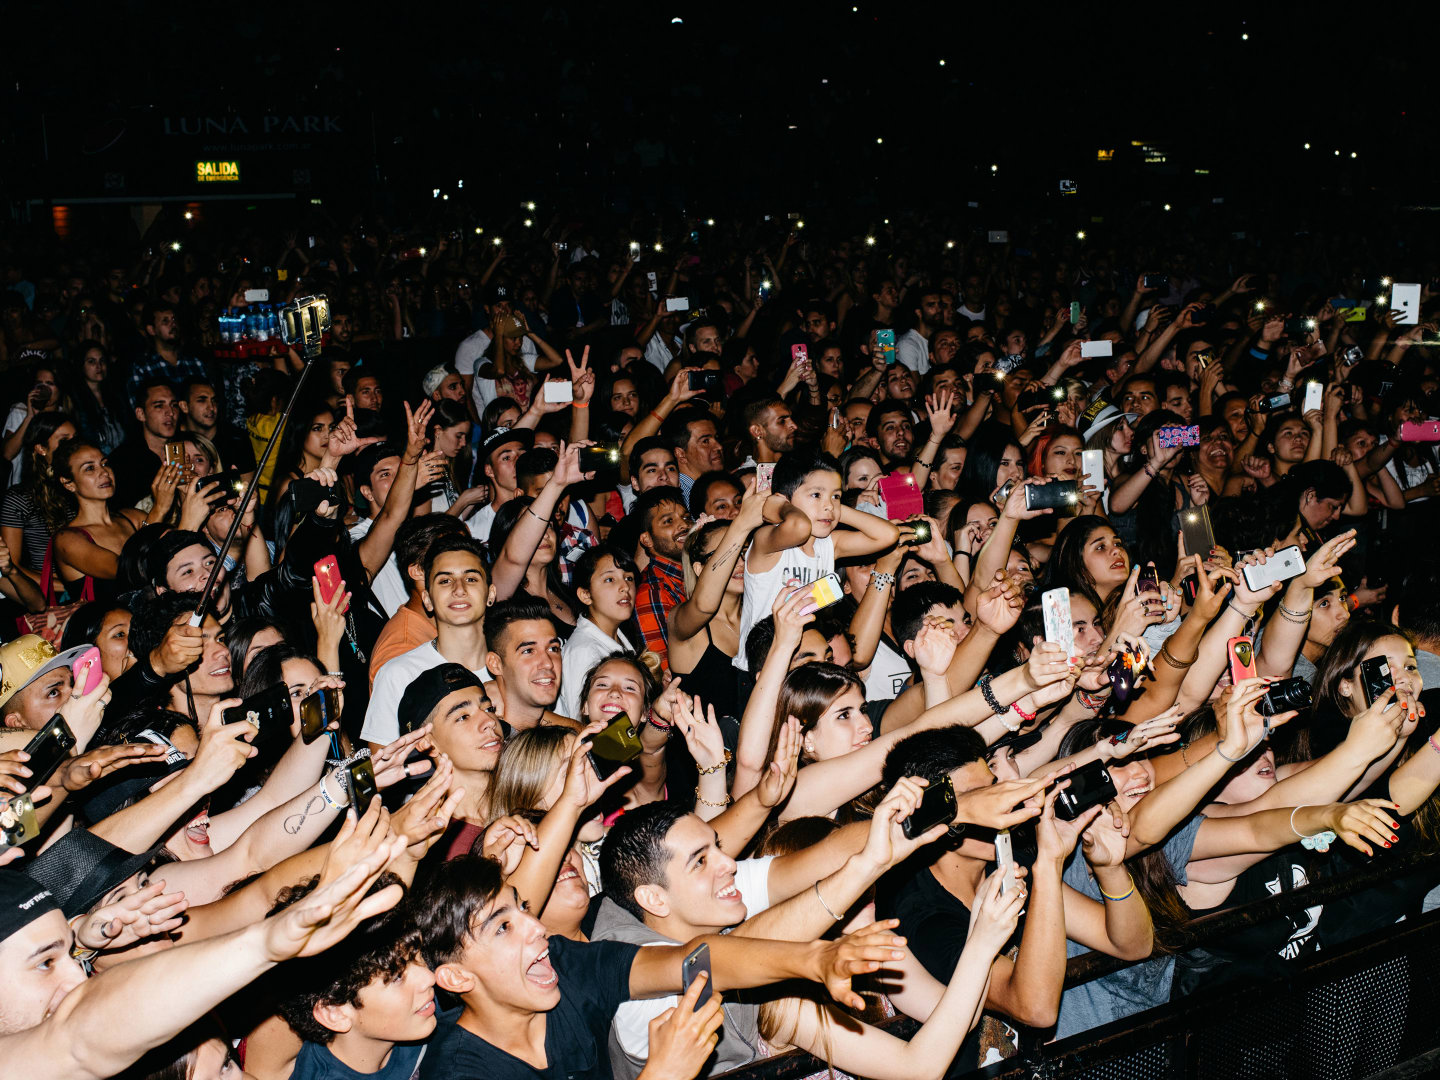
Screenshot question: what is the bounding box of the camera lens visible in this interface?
[912,521,932,543]
[1260,677,1312,716]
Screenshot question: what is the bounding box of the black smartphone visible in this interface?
[290,477,339,515]
[299,687,340,744]
[1284,316,1317,337]
[687,369,723,394]
[1257,393,1292,413]
[1359,656,1394,707]
[21,715,76,791]
[1179,505,1215,560]
[681,943,714,1011]
[901,776,957,840]
[587,711,643,781]
[1142,273,1168,290]
[345,758,378,816]
[197,469,245,500]
[1024,479,1080,512]
[578,444,622,474]
[1053,760,1118,821]
[223,683,291,736]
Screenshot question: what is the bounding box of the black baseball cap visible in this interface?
[0,870,59,944]
[480,426,533,464]
[398,664,485,733]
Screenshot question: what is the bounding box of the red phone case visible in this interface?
[314,556,350,614]
[877,473,924,521]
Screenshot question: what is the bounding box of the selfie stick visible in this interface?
[189,294,332,627]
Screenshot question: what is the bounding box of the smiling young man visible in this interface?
[413,853,904,1080]
[362,536,494,750]
[632,486,692,669]
[484,596,572,730]
[866,402,915,466]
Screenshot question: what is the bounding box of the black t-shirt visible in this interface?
[107,437,163,507]
[419,936,640,1080]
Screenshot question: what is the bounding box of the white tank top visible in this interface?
[734,535,835,670]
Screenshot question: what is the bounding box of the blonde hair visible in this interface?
[489,726,574,821]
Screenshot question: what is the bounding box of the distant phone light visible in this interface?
[1303,142,1311,150]
[475,227,483,235]
[1163,204,1172,211]
[671,15,683,23]
[706,218,715,226]
[170,241,181,251]
[865,235,876,246]
[418,247,427,257]
[653,242,663,252]
[1381,277,1392,287]
[183,211,193,220]
[1076,230,1086,240]
[1350,151,1357,159]
[946,240,955,249]
[526,201,536,211]
[876,137,883,144]
[523,219,533,227]
[458,180,464,189]
[442,194,449,200]
[760,279,772,290]
[990,163,998,173]
[432,188,440,198]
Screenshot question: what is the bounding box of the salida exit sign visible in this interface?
[195,161,240,183]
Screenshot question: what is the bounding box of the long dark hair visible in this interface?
[1043,514,1114,614]
[1306,618,1416,760]
[1058,719,1190,953]
[957,428,1021,504]
[19,411,78,488]
[771,662,866,765]
[262,398,334,528]
[489,496,574,622]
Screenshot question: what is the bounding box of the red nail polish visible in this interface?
[1384,841,1392,848]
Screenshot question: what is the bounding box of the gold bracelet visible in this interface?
[694,788,732,808]
[696,749,732,776]
[1158,641,1196,669]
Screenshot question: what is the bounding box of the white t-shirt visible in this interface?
[1385,453,1435,502]
[864,639,913,702]
[896,329,930,375]
[3,404,26,485]
[957,303,986,323]
[455,329,539,416]
[347,517,409,618]
[735,536,835,670]
[466,502,498,545]
[608,856,775,1061]
[558,616,636,719]
[360,640,492,746]
[642,333,679,374]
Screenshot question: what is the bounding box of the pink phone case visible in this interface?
[1400,420,1440,443]
[877,473,924,520]
[71,646,103,696]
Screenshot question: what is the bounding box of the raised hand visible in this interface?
[371,724,438,789]
[814,919,909,1011]
[481,813,542,875]
[73,878,188,952]
[967,866,1025,953]
[1104,708,1183,762]
[974,571,1025,635]
[1299,528,1356,587]
[566,347,595,405]
[404,399,434,461]
[390,753,465,861]
[328,396,384,458]
[925,389,957,438]
[757,717,801,809]
[859,777,946,876]
[954,775,1047,830]
[676,696,727,777]
[56,742,170,794]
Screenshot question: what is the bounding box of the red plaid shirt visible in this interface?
[636,554,686,669]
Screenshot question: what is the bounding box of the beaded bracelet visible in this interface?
[1011,699,1037,724]
[978,674,1007,717]
[1429,735,1440,757]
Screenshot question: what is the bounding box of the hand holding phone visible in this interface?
[901,776,957,840]
[314,555,350,614]
[1042,588,1076,661]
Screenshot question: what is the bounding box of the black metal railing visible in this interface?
[716,848,1440,1080]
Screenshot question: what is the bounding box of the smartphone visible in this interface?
[223,683,291,736]
[1070,301,1082,326]
[791,343,809,364]
[1137,565,1160,595]
[681,943,714,1010]
[687,370,723,394]
[1400,420,1440,442]
[901,775,957,840]
[71,646,103,697]
[543,380,574,404]
[1053,760,1118,821]
[994,828,1015,894]
[243,288,270,303]
[1179,505,1215,559]
[988,230,1010,244]
[299,687,340,744]
[578,444,622,473]
[1241,545,1305,592]
[1042,587,1076,660]
[587,711,643,781]
[1193,349,1216,371]
[1142,274,1168,290]
[877,472,923,520]
[1257,393,1292,413]
[1024,479,1080,512]
[1392,283,1421,325]
[1359,656,1394,707]
[345,758,378,817]
[1228,636,1258,684]
[665,296,689,312]
[1080,340,1113,358]
[1303,382,1324,414]
[164,441,186,470]
[1155,425,1201,449]
[1080,450,1106,497]
[0,794,39,849]
[1284,316,1317,338]
[876,329,896,366]
[808,572,845,610]
[314,555,350,615]
[21,716,76,791]
[754,463,774,494]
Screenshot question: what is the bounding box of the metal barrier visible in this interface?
[716,848,1440,1080]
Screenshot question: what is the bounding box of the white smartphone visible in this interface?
[243,289,270,303]
[1303,381,1324,414]
[988,230,1009,244]
[1081,450,1106,497]
[1041,587,1075,660]
[543,380,574,405]
[1392,283,1421,325]
[1080,340,1113,358]
[1241,545,1305,591]
[754,462,775,494]
[665,297,690,312]
[994,829,1014,895]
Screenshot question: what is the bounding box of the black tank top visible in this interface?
[673,624,739,719]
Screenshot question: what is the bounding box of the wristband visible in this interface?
[1099,874,1136,902]
[572,401,589,409]
[650,410,666,424]
[1077,689,1108,712]
[1157,641,1196,669]
[869,571,895,590]
[978,673,1007,717]
[1215,740,1250,763]
[320,769,352,811]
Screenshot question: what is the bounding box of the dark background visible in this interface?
[2,5,1436,235]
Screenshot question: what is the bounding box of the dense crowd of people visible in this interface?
[0,207,1438,1080]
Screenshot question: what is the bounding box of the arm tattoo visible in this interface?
[283,794,327,835]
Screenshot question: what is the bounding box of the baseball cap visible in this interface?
[0,870,59,945]
[422,365,451,397]
[1081,405,1138,443]
[481,283,510,306]
[0,636,90,711]
[397,664,484,734]
[480,426,533,464]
